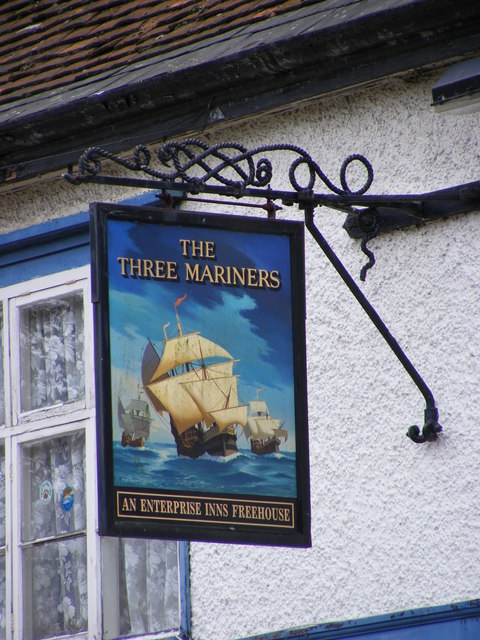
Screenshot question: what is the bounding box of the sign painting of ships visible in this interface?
[245,391,288,455]
[141,296,248,458]
[118,396,152,448]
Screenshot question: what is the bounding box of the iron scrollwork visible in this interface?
[74,140,378,278]
[76,139,374,197]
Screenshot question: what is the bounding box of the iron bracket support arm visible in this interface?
[62,138,458,443]
[304,205,442,444]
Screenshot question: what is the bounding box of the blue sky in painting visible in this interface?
[107,216,297,451]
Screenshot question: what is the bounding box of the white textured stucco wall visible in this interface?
[2,72,480,640]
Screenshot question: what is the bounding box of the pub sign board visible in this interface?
[91,202,311,547]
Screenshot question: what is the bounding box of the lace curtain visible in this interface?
[0,310,4,424]
[22,431,87,640]
[20,293,85,412]
[118,539,180,636]
[0,443,5,637]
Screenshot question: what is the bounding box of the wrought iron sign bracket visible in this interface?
[63,138,463,444]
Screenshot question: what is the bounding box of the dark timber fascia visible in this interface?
[1,0,480,184]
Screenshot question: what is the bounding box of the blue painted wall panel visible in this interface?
[242,602,480,640]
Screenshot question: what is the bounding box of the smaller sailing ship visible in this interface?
[118,396,152,448]
[245,391,288,455]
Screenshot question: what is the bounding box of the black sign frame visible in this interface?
[91,202,310,547]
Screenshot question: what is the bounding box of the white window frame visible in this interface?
[7,270,95,429]
[1,266,98,640]
[11,421,92,640]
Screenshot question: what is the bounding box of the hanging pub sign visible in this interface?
[91,202,310,546]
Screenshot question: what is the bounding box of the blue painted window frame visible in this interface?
[0,195,191,640]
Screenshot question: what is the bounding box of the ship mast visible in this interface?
[174,293,187,336]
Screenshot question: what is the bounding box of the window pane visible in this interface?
[21,431,86,543]
[20,432,87,640]
[102,538,180,639]
[20,292,84,412]
[0,442,5,639]
[0,309,4,425]
[0,441,5,546]
[23,536,87,640]
[0,553,5,639]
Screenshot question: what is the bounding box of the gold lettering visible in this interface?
[130,258,142,277]
[179,239,190,257]
[247,268,258,288]
[117,256,129,277]
[214,265,227,285]
[268,270,281,290]
[205,241,216,259]
[257,269,270,289]
[143,259,154,278]
[200,264,215,283]
[154,260,166,278]
[232,267,245,286]
[185,263,201,282]
[191,240,203,257]
[121,497,136,512]
[166,261,178,280]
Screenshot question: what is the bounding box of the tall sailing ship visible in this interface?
[141,296,248,458]
[244,393,288,455]
[118,396,152,448]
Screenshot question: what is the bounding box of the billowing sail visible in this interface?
[145,361,234,435]
[142,340,167,414]
[209,405,248,432]
[182,375,247,432]
[118,397,151,440]
[249,400,268,415]
[125,399,149,414]
[244,417,260,440]
[246,397,287,446]
[274,428,288,442]
[250,416,278,439]
[149,332,233,381]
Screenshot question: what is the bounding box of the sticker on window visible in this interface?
[61,486,74,512]
[40,480,53,505]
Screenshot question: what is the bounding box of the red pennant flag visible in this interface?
[174,293,187,308]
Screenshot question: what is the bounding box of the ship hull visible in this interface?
[172,419,238,458]
[250,436,280,455]
[121,432,144,448]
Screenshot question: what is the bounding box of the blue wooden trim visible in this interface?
[0,193,168,288]
[240,600,480,640]
[0,212,91,287]
[178,541,192,638]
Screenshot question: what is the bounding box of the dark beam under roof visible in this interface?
[1,0,480,185]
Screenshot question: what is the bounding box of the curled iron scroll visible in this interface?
[77,139,374,197]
